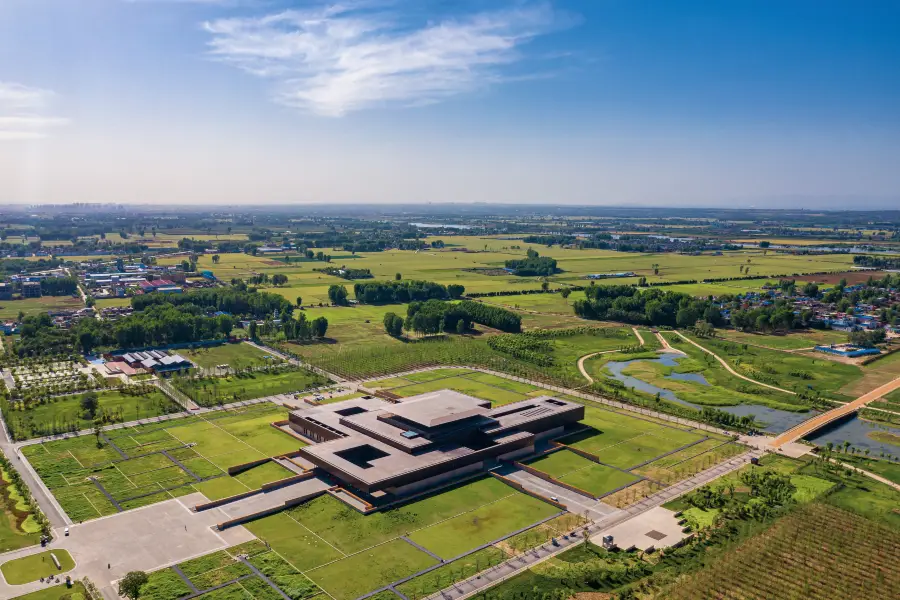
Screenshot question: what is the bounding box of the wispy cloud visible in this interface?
[0,82,68,140]
[202,1,571,116]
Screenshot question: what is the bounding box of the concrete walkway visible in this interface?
[828,458,900,492]
[503,470,622,522]
[0,493,254,600]
[672,331,796,395]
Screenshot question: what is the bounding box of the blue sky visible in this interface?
[2,0,899,207]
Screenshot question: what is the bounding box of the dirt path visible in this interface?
[828,458,900,492]
[632,327,645,346]
[772,374,900,448]
[671,331,796,395]
[656,331,686,355]
[577,327,648,384]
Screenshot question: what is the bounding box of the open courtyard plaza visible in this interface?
[2,367,748,600]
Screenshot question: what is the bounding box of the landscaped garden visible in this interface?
[2,387,181,441]
[19,403,301,521]
[0,549,75,584]
[8,581,87,600]
[172,365,327,406]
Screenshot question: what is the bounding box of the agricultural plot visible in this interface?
[236,477,563,600]
[0,296,84,320]
[662,503,900,600]
[20,404,301,521]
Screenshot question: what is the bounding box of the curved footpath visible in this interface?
[671,330,796,395]
[576,327,651,384]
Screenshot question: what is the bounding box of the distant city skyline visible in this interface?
[1,0,899,207]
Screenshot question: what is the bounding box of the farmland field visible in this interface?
[0,296,84,320]
[716,328,848,349]
[20,403,302,520]
[661,503,900,600]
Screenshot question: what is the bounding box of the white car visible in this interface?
[64,527,69,536]
[550,496,559,502]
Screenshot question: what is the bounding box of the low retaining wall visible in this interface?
[513,461,598,500]
[227,457,272,476]
[216,487,327,530]
[491,472,567,510]
[328,487,375,514]
[194,488,262,511]
[551,441,603,465]
[261,472,315,491]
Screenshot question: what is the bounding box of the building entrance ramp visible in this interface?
[214,477,330,529]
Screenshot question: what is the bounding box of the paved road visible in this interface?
[424,450,760,600]
[673,330,795,395]
[772,374,900,448]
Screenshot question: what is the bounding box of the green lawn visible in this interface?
[180,343,277,370]
[21,404,301,521]
[389,375,530,406]
[558,464,640,497]
[1,550,75,585]
[408,493,559,558]
[396,547,509,599]
[175,367,327,406]
[8,582,87,600]
[305,538,436,600]
[0,296,84,320]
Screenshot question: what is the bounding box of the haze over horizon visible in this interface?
[2,0,899,208]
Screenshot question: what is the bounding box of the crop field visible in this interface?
[20,403,300,521]
[154,242,855,311]
[239,476,561,600]
[716,328,849,350]
[174,366,328,406]
[179,342,277,370]
[0,296,84,320]
[3,388,181,441]
[662,503,900,600]
[839,350,900,398]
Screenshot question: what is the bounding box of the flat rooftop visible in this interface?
[291,389,584,493]
[386,390,491,429]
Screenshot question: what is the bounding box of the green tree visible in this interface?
[560,288,571,301]
[383,312,404,337]
[81,391,99,419]
[296,296,303,307]
[311,316,329,338]
[248,321,258,339]
[212,254,220,264]
[328,285,349,305]
[118,571,149,600]
[395,272,402,280]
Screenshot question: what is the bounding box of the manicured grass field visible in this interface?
[180,343,277,370]
[1,549,75,584]
[408,493,558,558]
[21,404,302,521]
[175,367,328,406]
[528,450,640,496]
[4,389,180,440]
[305,538,437,600]
[8,582,87,600]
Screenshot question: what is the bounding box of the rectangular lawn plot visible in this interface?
[215,413,304,456]
[401,368,474,382]
[166,421,258,459]
[194,477,251,501]
[244,512,344,572]
[288,477,514,554]
[305,538,437,600]
[114,453,173,475]
[408,493,559,559]
[391,376,529,406]
[365,376,414,389]
[526,449,596,478]
[595,433,701,469]
[233,461,292,489]
[461,372,543,395]
[558,464,640,497]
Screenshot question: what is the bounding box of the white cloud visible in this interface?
[202,1,568,116]
[0,81,68,141]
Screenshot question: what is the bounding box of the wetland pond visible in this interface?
[601,353,900,453]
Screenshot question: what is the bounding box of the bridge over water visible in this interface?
[770,375,900,449]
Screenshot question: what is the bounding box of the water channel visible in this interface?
[601,354,900,454]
